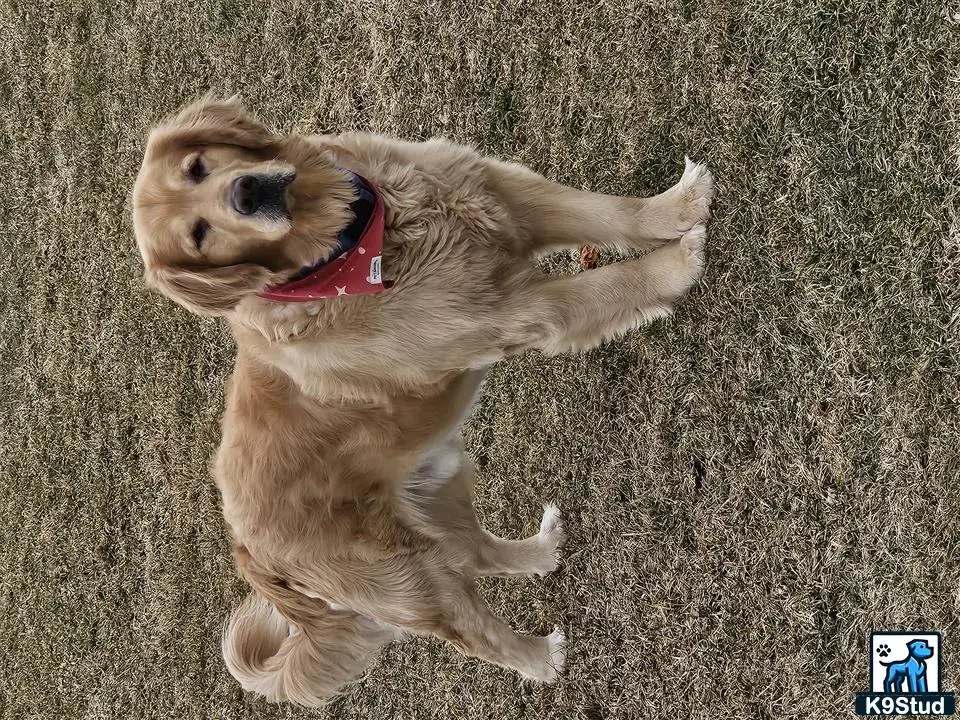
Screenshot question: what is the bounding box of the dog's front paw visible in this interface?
[674,157,714,233]
[531,504,565,575]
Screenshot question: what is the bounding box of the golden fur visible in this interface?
[132,97,714,706]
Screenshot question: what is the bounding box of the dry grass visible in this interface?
[1,1,958,718]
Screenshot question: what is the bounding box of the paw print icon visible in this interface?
[876,643,891,658]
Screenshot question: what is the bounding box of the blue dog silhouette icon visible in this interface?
[881,639,935,693]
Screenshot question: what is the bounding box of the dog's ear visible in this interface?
[147,263,273,317]
[149,96,277,153]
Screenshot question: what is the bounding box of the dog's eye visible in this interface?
[191,219,209,248]
[188,157,207,182]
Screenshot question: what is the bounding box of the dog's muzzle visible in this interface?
[230,171,295,221]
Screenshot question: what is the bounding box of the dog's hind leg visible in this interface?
[306,556,566,682]
[486,156,713,256]
[428,580,566,682]
[399,457,564,577]
[498,224,706,355]
[884,667,904,693]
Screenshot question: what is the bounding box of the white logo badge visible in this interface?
[368,255,382,284]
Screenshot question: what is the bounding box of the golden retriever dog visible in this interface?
[132,97,714,706]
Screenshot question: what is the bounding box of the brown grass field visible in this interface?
[0,1,957,718]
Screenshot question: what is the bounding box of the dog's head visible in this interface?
[133,97,356,316]
[907,639,935,660]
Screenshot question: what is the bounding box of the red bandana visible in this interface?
[257,175,386,303]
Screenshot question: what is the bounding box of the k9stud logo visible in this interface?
[856,632,955,716]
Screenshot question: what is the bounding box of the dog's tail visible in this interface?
[222,552,396,707]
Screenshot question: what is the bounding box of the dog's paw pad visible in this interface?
[877,643,891,658]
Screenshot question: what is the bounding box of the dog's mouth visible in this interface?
[230,170,296,223]
[256,170,387,301]
[285,171,378,282]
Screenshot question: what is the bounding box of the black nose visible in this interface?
[230,175,264,215]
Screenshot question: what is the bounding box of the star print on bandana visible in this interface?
[257,172,387,303]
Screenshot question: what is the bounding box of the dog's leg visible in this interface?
[473,505,565,577]
[431,581,566,682]
[906,664,926,694]
[400,460,564,577]
[884,671,896,693]
[487,157,713,255]
[292,561,565,682]
[498,224,706,355]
